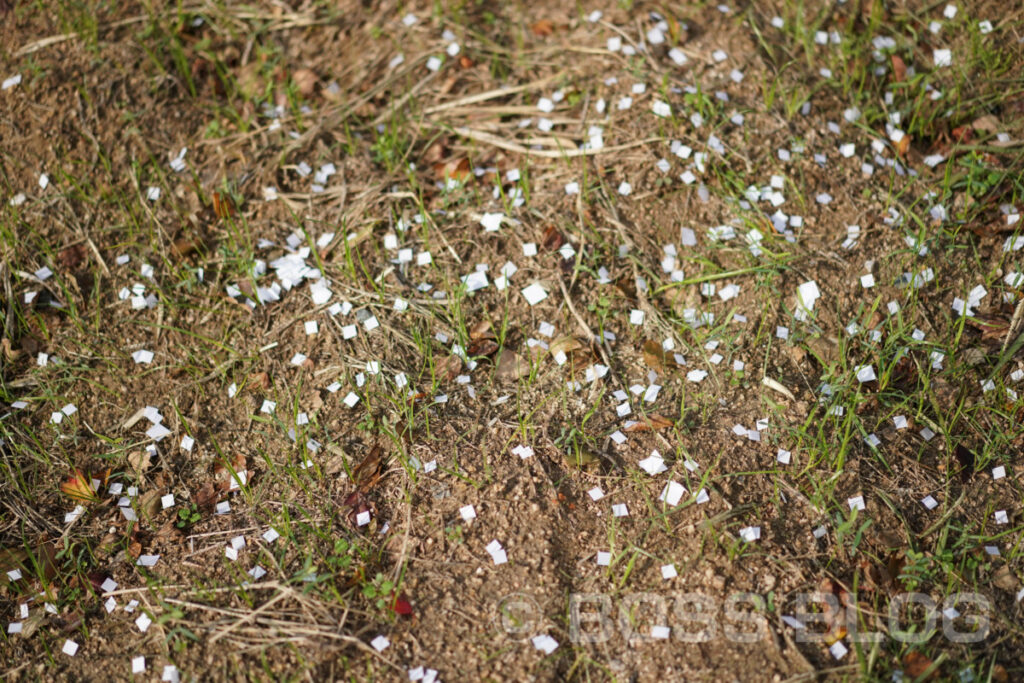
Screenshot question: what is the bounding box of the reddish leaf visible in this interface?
[212,191,236,219]
[951,126,974,144]
[61,469,100,504]
[389,591,413,616]
[87,571,108,594]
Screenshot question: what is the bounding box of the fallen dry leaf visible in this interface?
[642,339,679,372]
[530,19,555,36]
[194,481,219,513]
[436,354,463,382]
[138,490,163,521]
[896,132,911,158]
[292,68,318,96]
[549,335,585,358]
[352,444,385,493]
[1,337,21,362]
[127,450,152,478]
[170,236,204,260]
[389,591,414,617]
[212,191,235,220]
[467,339,499,358]
[953,444,976,482]
[60,469,101,503]
[432,158,471,182]
[972,114,1000,134]
[541,225,564,251]
[992,565,1020,592]
[901,651,936,679]
[890,54,907,82]
[469,319,494,341]
[57,243,88,270]
[495,349,532,381]
[1,541,57,587]
[213,453,248,492]
[249,371,271,391]
[622,414,673,433]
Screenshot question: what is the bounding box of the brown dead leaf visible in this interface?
[902,651,936,679]
[61,469,100,503]
[530,19,555,36]
[890,54,907,82]
[642,340,679,372]
[896,132,911,158]
[138,490,163,521]
[541,225,564,251]
[153,520,184,544]
[57,243,88,270]
[613,273,637,300]
[352,444,385,493]
[550,335,585,358]
[1,541,57,588]
[966,314,1010,341]
[344,490,376,528]
[213,453,248,492]
[249,371,271,392]
[972,114,1000,134]
[458,56,474,69]
[212,191,235,220]
[951,125,974,144]
[467,339,499,358]
[495,349,532,381]
[622,414,674,433]
[469,319,494,341]
[194,481,219,513]
[292,68,317,96]
[436,354,463,382]
[953,444,976,482]
[432,158,471,182]
[170,236,203,260]
[993,565,1020,592]
[1,337,20,362]
[422,141,448,165]
[17,611,45,638]
[128,450,152,478]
